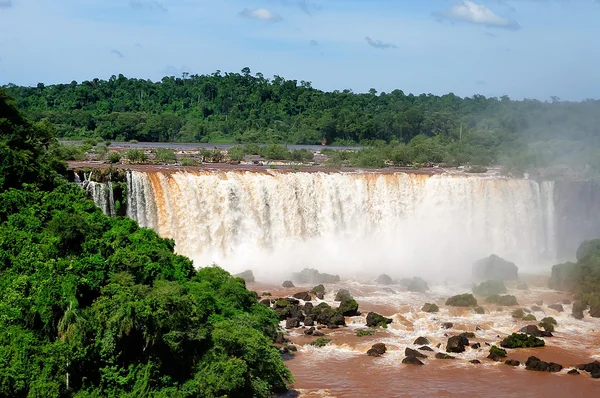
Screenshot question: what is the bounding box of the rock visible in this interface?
[567,369,580,375]
[487,346,507,361]
[419,346,434,352]
[472,280,507,296]
[446,335,468,353]
[421,303,439,313]
[313,331,325,337]
[572,301,586,319]
[501,333,545,348]
[259,298,273,306]
[525,356,563,372]
[470,360,481,364]
[472,254,518,281]
[375,274,394,285]
[535,301,543,306]
[304,327,315,335]
[399,277,430,293]
[234,270,255,282]
[262,291,272,296]
[334,289,353,302]
[519,325,542,336]
[516,282,529,290]
[441,322,453,329]
[286,318,300,329]
[471,343,481,349]
[316,308,345,326]
[338,299,359,316]
[282,280,295,288]
[275,332,287,344]
[445,293,477,307]
[505,359,520,366]
[289,304,305,321]
[304,302,314,315]
[383,288,397,294]
[327,324,339,329]
[476,326,483,331]
[436,343,441,348]
[549,261,578,291]
[311,284,326,299]
[304,316,314,327]
[460,332,476,339]
[472,306,485,314]
[577,361,600,375]
[367,343,387,357]
[402,356,425,365]
[530,305,543,312]
[589,306,600,318]
[293,291,312,301]
[414,336,431,345]
[293,268,340,284]
[497,295,519,306]
[366,312,393,328]
[548,304,564,312]
[405,348,427,358]
[562,299,572,305]
[435,353,455,359]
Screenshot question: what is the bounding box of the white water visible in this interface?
[82,172,116,217]
[125,170,557,281]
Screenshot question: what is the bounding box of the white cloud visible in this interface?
[435,1,520,30]
[239,8,283,22]
[365,36,397,50]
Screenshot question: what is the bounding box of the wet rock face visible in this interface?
[402,356,424,365]
[505,359,520,366]
[525,356,563,372]
[366,312,393,328]
[405,348,427,358]
[293,291,311,301]
[282,280,295,288]
[414,336,431,345]
[548,304,564,312]
[367,343,387,357]
[233,269,255,282]
[472,254,518,281]
[446,335,468,353]
[292,268,340,284]
[572,301,586,319]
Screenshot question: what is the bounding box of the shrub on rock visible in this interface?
[334,289,353,302]
[366,312,393,328]
[310,338,332,347]
[421,303,439,313]
[338,299,359,316]
[500,333,545,349]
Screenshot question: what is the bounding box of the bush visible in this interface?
[124,149,147,163]
[445,293,478,307]
[261,144,290,160]
[310,338,332,347]
[489,345,507,357]
[356,329,375,337]
[181,157,198,166]
[107,151,121,164]
[500,333,545,348]
[82,138,99,147]
[153,148,177,163]
[50,144,87,161]
[228,146,245,162]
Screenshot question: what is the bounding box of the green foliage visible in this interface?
[337,299,359,316]
[445,293,477,307]
[500,333,545,349]
[0,91,292,397]
[356,329,375,337]
[180,157,198,167]
[310,338,332,347]
[49,143,87,161]
[124,149,148,163]
[107,151,122,164]
[152,148,177,164]
[473,280,508,296]
[489,345,507,357]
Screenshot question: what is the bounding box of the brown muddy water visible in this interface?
[249,277,600,398]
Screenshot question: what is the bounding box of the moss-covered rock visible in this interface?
[311,284,325,299]
[487,345,507,361]
[445,293,477,307]
[310,338,332,347]
[512,308,525,318]
[472,306,485,314]
[293,268,340,284]
[473,280,507,296]
[365,312,393,328]
[472,254,518,281]
[334,289,353,302]
[421,303,439,313]
[500,333,545,349]
[375,274,393,285]
[522,314,537,321]
[497,295,519,306]
[338,298,359,316]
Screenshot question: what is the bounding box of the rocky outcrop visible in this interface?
[338,298,359,316]
[518,325,552,338]
[367,343,387,357]
[282,280,295,288]
[487,346,507,361]
[472,280,507,296]
[414,336,430,345]
[234,270,255,282]
[500,333,545,349]
[572,301,586,319]
[446,335,468,353]
[311,284,325,299]
[445,293,477,307]
[293,291,311,301]
[285,318,300,329]
[472,254,518,281]
[405,348,427,358]
[399,277,429,293]
[577,361,600,378]
[435,353,455,359]
[366,312,393,328]
[548,304,564,312]
[293,268,340,284]
[525,356,563,372]
[334,289,353,302]
[402,356,424,365]
[375,274,393,285]
[421,303,439,313]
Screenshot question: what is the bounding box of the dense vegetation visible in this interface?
[549,239,600,315]
[4,69,600,172]
[0,89,291,396]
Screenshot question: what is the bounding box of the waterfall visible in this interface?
[82,172,116,217]
[126,170,558,280]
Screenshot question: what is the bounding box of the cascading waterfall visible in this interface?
[125,170,558,280]
[82,172,116,217]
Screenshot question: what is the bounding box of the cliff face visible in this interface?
[554,180,600,262]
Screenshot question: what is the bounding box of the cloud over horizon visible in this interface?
[434,1,521,30]
[240,8,283,22]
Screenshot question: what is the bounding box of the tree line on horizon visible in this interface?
[4,68,600,171]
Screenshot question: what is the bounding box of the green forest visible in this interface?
[4,69,600,172]
[0,89,291,396]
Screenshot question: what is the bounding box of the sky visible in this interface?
[0,0,599,100]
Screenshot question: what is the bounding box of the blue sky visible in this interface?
[0,0,599,100]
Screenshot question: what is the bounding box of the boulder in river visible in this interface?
[516,282,529,290]
[548,304,564,312]
[366,312,393,328]
[500,333,545,349]
[234,270,255,282]
[577,361,600,378]
[421,303,439,313]
[311,284,326,299]
[487,345,507,361]
[505,359,520,366]
[282,280,295,288]
[338,298,359,316]
[292,268,340,284]
[446,335,468,353]
[375,274,394,285]
[472,254,518,281]
[293,291,311,301]
[572,301,586,319]
[525,356,563,372]
[440,322,453,329]
[402,356,425,365]
[472,280,507,296]
[405,347,427,358]
[568,369,580,375]
[304,316,314,327]
[285,318,300,329]
[548,261,578,291]
[519,325,553,338]
[367,343,387,357]
[435,353,455,359]
[445,293,477,307]
[419,346,434,352]
[334,289,353,302]
[414,336,431,345]
[470,360,481,364]
[399,277,429,293]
